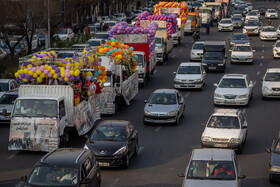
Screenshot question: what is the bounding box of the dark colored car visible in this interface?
[18,148,101,187]
[0,90,18,124]
[230,33,250,47]
[258,6,266,15]
[266,132,280,182]
[36,33,46,47]
[85,120,139,168]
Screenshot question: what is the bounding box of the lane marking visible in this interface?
[154,70,158,74]
[262,44,264,47]
[242,108,246,114]
[155,126,162,132]
[172,55,176,58]
[7,152,18,160]
[138,147,144,154]
[261,56,264,59]
[110,178,119,187]
[260,63,263,67]
[262,50,264,53]
[254,81,257,85]
[185,92,190,98]
[257,71,260,75]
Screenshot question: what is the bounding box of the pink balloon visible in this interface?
[86,76,91,81]
[44,69,49,75]
[48,73,53,78]
[40,66,45,71]
[65,72,70,78]
[27,67,32,70]
[32,67,36,72]
[117,30,120,34]
[66,65,71,70]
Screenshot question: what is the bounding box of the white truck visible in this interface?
[8,84,100,152]
[115,34,156,87]
[99,56,138,114]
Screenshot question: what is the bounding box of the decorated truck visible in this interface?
[96,38,139,114]
[184,11,199,35]
[9,50,106,152]
[111,22,157,86]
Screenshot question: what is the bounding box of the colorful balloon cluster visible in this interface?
[136,11,177,38]
[109,22,158,60]
[154,2,188,28]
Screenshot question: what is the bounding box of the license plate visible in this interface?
[99,162,110,167]
[208,67,216,70]
[224,100,234,103]
[214,144,227,148]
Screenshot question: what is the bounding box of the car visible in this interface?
[262,68,280,98]
[35,32,46,47]
[230,33,250,47]
[18,148,101,187]
[20,35,40,50]
[214,74,254,106]
[103,20,118,29]
[265,9,278,19]
[245,11,259,21]
[201,108,248,153]
[178,148,246,187]
[143,89,185,125]
[190,41,204,61]
[173,62,206,89]
[240,3,249,13]
[244,17,260,25]
[266,132,280,182]
[54,28,74,41]
[276,25,280,38]
[93,32,109,41]
[218,19,234,32]
[56,51,76,59]
[251,10,260,19]
[86,38,103,48]
[84,120,139,168]
[260,26,278,41]
[133,10,143,17]
[88,25,98,34]
[0,79,18,98]
[230,44,255,64]
[0,47,7,59]
[71,44,88,51]
[114,13,127,22]
[273,40,280,58]
[243,20,260,35]
[231,12,243,20]
[258,6,266,15]
[237,6,247,16]
[0,90,18,124]
[2,41,27,55]
[232,17,244,28]
[246,3,252,11]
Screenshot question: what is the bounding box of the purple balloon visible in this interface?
[55,68,60,73]
[20,73,25,79]
[69,76,75,82]
[75,75,80,80]
[25,74,30,79]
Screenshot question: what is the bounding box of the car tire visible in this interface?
[262,95,267,100]
[244,133,247,143]
[269,175,274,183]
[200,83,204,90]
[134,142,139,156]
[250,92,253,100]
[123,155,130,168]
[181,105,185,117]
[175,115,180,125]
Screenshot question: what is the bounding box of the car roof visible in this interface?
[234,44,251,47]
[153,89,177,94]
[232,33,247,36]
[180,62,201,66]
[72,44,88,47]
[222,74,247,79]
[262,26,275,29]
[213,108,240,116]
[97,120,130,127]
[192,149,234,161]
[40,148,90,167]
[221,18,232,21]
[267,68,280,73]
[88,38,103,41]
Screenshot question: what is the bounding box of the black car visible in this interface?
[258,6,266,15]
[266,132,280,182]
[19,148,101,187]
[85,120,139,168]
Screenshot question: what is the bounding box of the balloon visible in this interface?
[61,72,65,77]
[28,71,34,76]
[65,72,70,78]
[36,69,42,75]
[53,74,58,79]
[86,76,91,81]
[69,70,74,76]
[33,73,38,78]
[40,66,45,71]
[74,71,80,77]
[40,73,45,79]
[69,76,75,82]
[97,70,102,75]
[15,72,19,77]
[48,73,53,78]
[37,77,43,83]
[64,77,69,81]
[23,69,28,74]
[51,70,55,75]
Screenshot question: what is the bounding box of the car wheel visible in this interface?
[200,83,204,90]
[250,92,253,100]
[269,175,274,183]
[134,142,139,156]
[262,95,267,100]
[175,115,180,125]
[123,155,130,168]
[244,133,247,143]
[181,106,185,117]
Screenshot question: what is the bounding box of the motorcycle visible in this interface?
[193,27,200,40]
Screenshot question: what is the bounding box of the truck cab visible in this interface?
[134,51,147,86]
[155,36,165,62]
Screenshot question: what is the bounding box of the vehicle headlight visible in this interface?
[84,144,89,150]
[191,52,196,55]
[113,146,128,155]
[263,86,271,91]
[194,78,202,83]
[230,138,241,143]
[144,110,152,115]
[174,78,182,83]
[167,110,177,116]
[202,63,207,66]
[270,166,280,172]
[202,136,212,142]
[214,93,223,98]
[238,94,249,98]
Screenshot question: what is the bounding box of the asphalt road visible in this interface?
[1,1,280,187]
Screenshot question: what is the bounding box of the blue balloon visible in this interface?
[114,48,117,52]
[97,70,102,75]
[109,49,114,53]
[130,47,134,51]
[134,55,138,59]
[111,38,116,42]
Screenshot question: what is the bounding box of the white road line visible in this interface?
[172,55,176,58]
[262,50,264,53]
[262,44,264,47]
[110,178,119,187]
[154,70,158,74]
[260,63,263,67]
[138,147,144,154]
[257,71,260,75]
[242,108,246,114]
[185,92,190,98]
[253,81,257,85]
[155,126,162,132]
[261,56,264,59]
[7,152,18,160]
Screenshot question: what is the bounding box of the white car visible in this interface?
[246,3,252,11]
[230,44,255,64]
[218,19,234,32]
[53,28,74,41]
[251,10,260,18]
[201,108,248,153]
[262,68,280,98]
[245,11,259,21]
[260,26,278,41]
[232,14,244,22]
[273,40,280,58]
[174,62,206,89]
[190,41,204,61]
[243,20,260,35]
[93,32,110,42]
[214,74,254,106]
[265,9,278,19]
[277,25,280,38]
[114,13,127,22]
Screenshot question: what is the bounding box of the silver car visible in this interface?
[143,89,185,125]
[0,79,18,98]
[0,90,18,124]
[178,148,246,187]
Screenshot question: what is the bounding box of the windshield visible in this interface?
[178,66,201,74]
[192,2,202,7]
[57,30,67,35]
[0,83,9,92]
[28,166,78,186]
[220,20,232,24]
[90,125,127,141]
[219,78,247,88]
[89,26,96,32]
[232,12,242,15]
[232,34,248,40]
[193,43,204,50]
[233,45,252,52]
[148,92,177,105]
[155,37,162,45]
[0,94,17,104]
[106,22,116,26]
[265,72,280,81]
[248,12,257,16]
[94,34,109,40]
[137,54,144,66]
[57,52,74,59]
[187,160,236,180]
[232,18,241,21]
[246,21,258,26]
[116,14,123,18]
[262,27,276,32]
[86,40,101,47]
[187,15,195,21]
[268,9,276,13]
[203,52,224,60]
[13,99,58,117]
[207,116,240,129]
[36,33,45,38]
[276,42,280,47]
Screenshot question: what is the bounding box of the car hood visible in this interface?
[244,26,259,29]
[192,49,203,54]
[271,152,280,167]
[0,104,13,113]
[232,20,242,23]
[219,23,232,27]
[263,81,280,88]
[175,74,202,80]
[203,127,241,139]
[145,104,178,114]
[215,88,249,95]
[87,141,127,156]
[232,51,253,56]
[55,34,68,38]
[183,179,237,187]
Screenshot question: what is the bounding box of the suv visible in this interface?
[19,148,101,187]
[201,108,248,153]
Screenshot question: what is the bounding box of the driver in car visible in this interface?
[213,163,233,177]
[57,169,77,184]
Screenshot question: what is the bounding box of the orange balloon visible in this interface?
[115,40,119,45]
[98,75,103,79]
[100,66,105,71]
[121,56,125,60]
[112,52,116,56]
[102,71,106,76]
[107,40,111,45]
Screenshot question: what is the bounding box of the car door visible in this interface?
[177,91,184,116]
[246,75,253,95]
[239,113,247,142]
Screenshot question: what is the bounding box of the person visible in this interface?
[213,163,233,177]
[210,117,222,127]
[57,169,77,184]
[206,20,210,35]
[115,129,125,140]
[268,19,272,26]
[275,142,280,152]
[46,104,57,117]
[103,23,109,31]
[25,102,42,115]
[84,25,90,35]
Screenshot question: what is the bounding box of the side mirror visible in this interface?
[81,177,92,184]
[201,123,206,127]
[2,109,7,116]
[266,148,271,153]
[144,100,147,103]
[173,72,177,74]
[178,173,185,177]
[20,175,27,182]
[214,83,218,87]
[253,50,256,52]
[238,174,246,179]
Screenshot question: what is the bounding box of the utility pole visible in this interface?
[47,0,51,48]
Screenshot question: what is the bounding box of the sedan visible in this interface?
[258,6,266,15]
[230,44,255,64]
[262,68,280,99]
[277,25,280,38]
[265,9,278,19]
[245,11,259,21]
[232,17,243,28]
[230,33,250,47]
[273,40,280,58]
[84,120,139,168]
[174,62,206,89]
[243,21,260,35]
[143,89,185,125]
[214,74,254,106]
[260,26,277,41]
[218,19,234,32]
[266,132,280,182]
[53,28,74,41]
[190,41,204,61]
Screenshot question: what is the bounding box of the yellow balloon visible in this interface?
[36,69,42,75]
[87,91,91,96]
[51,70,55,75]
[15,72,19,77]
[40,73,45,79]
[28,71,34,76]
[64,77,69,81]
[74,71,79,77]
[117,54,122,59]
[70,71,74,76]
[27,64,33,68]
[33,73,38,78]
[53,74,58,79]
[86,72,92,76]
[23,69,29,74]
[18,70,23,74]
[47,66,52,71]
[23,78,28,82]
[111,42,115,46]
[37,77,42,83]
[61,72,65,77]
